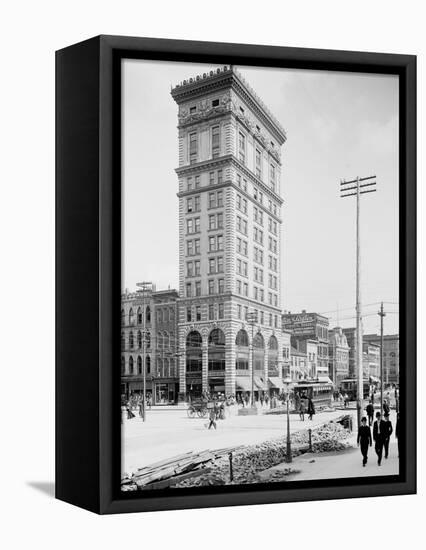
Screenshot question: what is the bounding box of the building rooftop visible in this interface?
[171,65,286,144]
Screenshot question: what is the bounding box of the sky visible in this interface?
[122,59,399,335]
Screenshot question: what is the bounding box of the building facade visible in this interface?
[282,311,329,377]
[121,288,180,403]
[363,342,380,380]
[171,66,287,399]
[364,333,399,385]
[328,327,350,385]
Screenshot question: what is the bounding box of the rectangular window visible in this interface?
[209,236,216,252]
[189,132,197,164]
[187,240,193,256]
[196,306,201,321]
[187,308,192,322]
[270,163,276,192]
[217,235,223,250]
[209,171,215,185]
[255,148,262,178]
[195,281,201,297]
[217,190,223,207]
[217,169,223,184]
[238,132,246,163]
[209,258,216,274]
[217,213,223,229]
[209,192,216,208]
[194,260,200,276]
[186,198,193,212]
[260,311,264,325]
[260,289,264,302]
[194,239,200,255]
[186,283,192,297]
[212,126,220,158]
[194,196,200,212]
[195,175,200,188]
[218,303,224,319]
[218,278,224,293]
[194,217,200,233]
[236,280,242,294]
[237,173,241,188]
[187,176,193,190]
[208,279,215,295]
[254,286,258,300]
[237,304,242,319]
[243,282,248,296]
[187,219,193,234]
[217,256,224,273]
[209,304,214,320]
[209,214,216,230]
[187,262,193,277]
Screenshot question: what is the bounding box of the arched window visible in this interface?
[158,358,163,377]
[146,332,151,349]
[236,329,249,347]
[137,307,142,324]
[121,309,125,325]
[186,331,202,372]
[137,355,142,375]
[235,329,249,370]
[121,356,125,375]
[268,335,279,373]
[146,306,151,323]
[157,332,163,350]
[129,308,134,325]
[253,332,264,372]
[129,331,134,349]
[146,355,151,374]
[164,332,169,349]
[137,330,142,348]
[121,332,125,350]
[208,328,225,371]
[129,356,134,375]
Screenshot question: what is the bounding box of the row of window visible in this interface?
[186,169,223,191]
[186,303,225,322]
[235,278,278,306]
[121,355,177,377]
[122,306,151,326]
[235,304,279,329]
[121,331,176,350]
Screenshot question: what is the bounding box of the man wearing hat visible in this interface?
[373,411,385,465]
[382,412,393,459]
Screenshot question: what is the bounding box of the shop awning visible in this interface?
[317,376,334,385]
[236,376,252,391]
[254,376,267,390]
[268,377,286,389]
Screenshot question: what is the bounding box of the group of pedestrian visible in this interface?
[357,409,398,467]
[298,394,315,421]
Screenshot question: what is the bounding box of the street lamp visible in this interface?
[283,374,292,463]
[246,311,258,409]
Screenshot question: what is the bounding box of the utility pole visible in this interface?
[378,301,386,415]
[340,175,377,427]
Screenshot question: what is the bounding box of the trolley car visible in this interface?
[293,380,334,410]
[339,378,370,401]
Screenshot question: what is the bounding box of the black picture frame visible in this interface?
[56,35,416,514]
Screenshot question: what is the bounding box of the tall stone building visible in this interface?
[364,333,399,385]
[328,327,350,385]
[171,66,287,399]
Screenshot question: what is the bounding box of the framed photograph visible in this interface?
[56,35,416,514]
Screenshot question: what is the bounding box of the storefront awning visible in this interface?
[268,377,286,389]
[254,376,267,390]
[236,376,252,391]
[317,376,334,385]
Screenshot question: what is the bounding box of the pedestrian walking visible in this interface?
[299,398,306,421]
[382,412,393,459]
[344,393,349,408]
[138,397,144,418]
[395,412,401,458]
[307,397,315,420]
[383,399,390,417]
[357,416,372,466]
[373,411,385,466]
[366,401,374,426]
[208,405,217,430]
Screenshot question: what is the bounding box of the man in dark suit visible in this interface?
[382,412,393,459]
[373,411,385,465]
[357,416,372,466]
[366,401,375,426]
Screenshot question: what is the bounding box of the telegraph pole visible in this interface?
[340,175,377,427]
[378,302,386,415]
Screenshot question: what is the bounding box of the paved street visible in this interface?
[122,406,354,475]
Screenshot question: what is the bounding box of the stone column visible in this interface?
[202,338,208,394]
[225,329,236,397]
